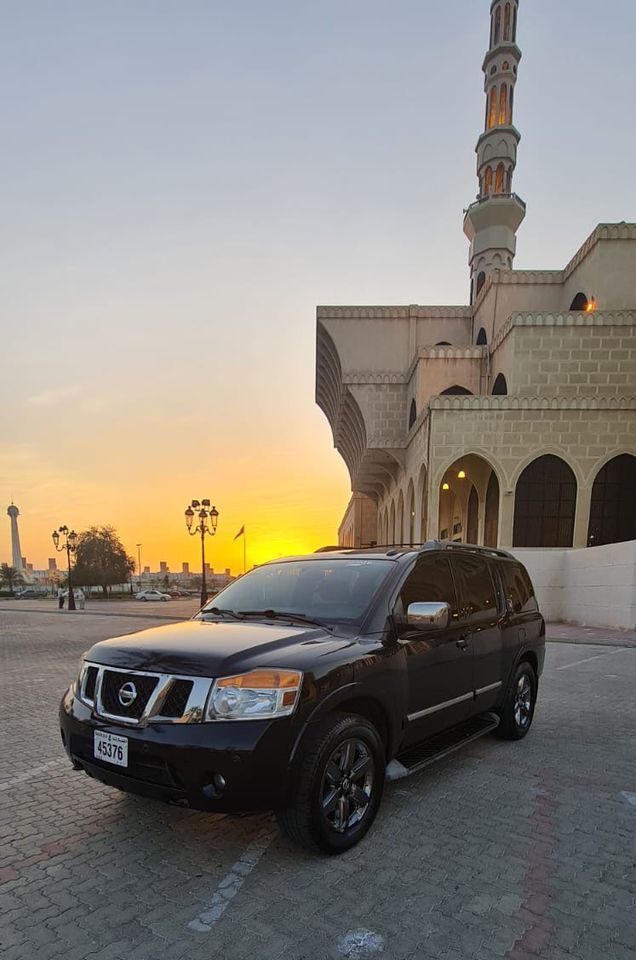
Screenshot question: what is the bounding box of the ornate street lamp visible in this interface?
[185,499,219,607]
[52,525,78,611]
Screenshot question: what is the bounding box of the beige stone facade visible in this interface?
[338,493,378,549]
[318,3,636,555]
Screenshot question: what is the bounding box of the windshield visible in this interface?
[200,559,393,624]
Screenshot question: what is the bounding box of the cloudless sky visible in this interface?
[1,0,635,572]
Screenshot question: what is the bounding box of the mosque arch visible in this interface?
[512,6,517,41]
[397,490,405,546]
[408,398,417,430]
[488,88,498,129]
[441,385,473,396]
[494,162,505,194]
[492,373,508,395]
[484,166,493,195]
[407,480,416,545]
[466,485,479,544]
[503,3,511,41]
[484,471,500,547]
[570,292,589,311]
[499,84,508,125]
[513,455,577,548]
[435,341,452,346]
[476,327,488,345]
[389,501,396,545]
[494,5,501,45]
[587,454,636,546]
[418,462,428,542]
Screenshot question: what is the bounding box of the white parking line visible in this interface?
[188,826,275,932]
[0,758,67,791]
[555,649,625,671]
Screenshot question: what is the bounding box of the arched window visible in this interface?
[488,88,498,129]
[494,162,505,194]
[513,455,577,548]
[570,292,588,311]
[441,385,473,396]
[499,84,508,124]
[494,5,501,44]
[587,455,636,546]
[408,398,417,430]
[476,327,488,345]
[435,341,452,346]
[506,168,512,193]
[484,166,493,195]
[484,471,500,547]
[504,3,511,40]
[492,373,508,395]
[490,64,497,75]
[502,61,510,71]
[512,6,517,41]
[466,486,479,544]
[476,271,486,296]
[509,86,514,119]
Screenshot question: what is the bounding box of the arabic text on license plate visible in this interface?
[94,730,128,767]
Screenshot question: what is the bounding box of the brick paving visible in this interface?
[0,608,635,960]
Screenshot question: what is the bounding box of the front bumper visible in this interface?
[59,687,297,812]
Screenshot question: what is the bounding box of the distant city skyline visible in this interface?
[2,0,635,569]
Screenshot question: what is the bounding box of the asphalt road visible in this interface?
[0,608,634,960]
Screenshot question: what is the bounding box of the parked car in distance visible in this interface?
[135,589,171,602]
[16,587,49,599]
[61,543,545,853]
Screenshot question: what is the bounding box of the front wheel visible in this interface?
[277,713,385,854]
[495,662,537,740]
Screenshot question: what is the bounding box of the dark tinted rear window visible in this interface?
[500,562,537,615]
[452,555,497,621]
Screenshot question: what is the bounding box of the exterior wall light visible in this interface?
[457,470,467,479]
[442,483,450,491]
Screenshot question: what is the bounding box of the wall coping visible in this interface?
[317,305,472,320]
[491,310,636,352]
[429,395,636,411]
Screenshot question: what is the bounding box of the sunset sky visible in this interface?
[2,0,635,574]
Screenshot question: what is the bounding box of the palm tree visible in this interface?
[0,564,24,597]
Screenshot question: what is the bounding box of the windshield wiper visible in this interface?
[237,609,332,631]
[200,607,245,621]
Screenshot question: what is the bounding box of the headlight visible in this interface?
[76,652,89,692]
[206,669,302,721]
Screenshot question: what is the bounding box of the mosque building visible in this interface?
[316,0,636,556]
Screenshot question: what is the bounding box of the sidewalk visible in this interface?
[547,622,636,648]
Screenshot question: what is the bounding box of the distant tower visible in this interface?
[463,0,526,303]
[7,504,25,573]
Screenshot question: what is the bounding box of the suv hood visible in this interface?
[85,618,354,678]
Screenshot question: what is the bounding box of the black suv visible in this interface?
[60,543,545,853]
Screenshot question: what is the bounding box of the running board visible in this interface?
[386,713,500,782]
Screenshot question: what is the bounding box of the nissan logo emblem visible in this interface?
[118,681,137,707]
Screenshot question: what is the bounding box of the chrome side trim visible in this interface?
[407,691,474,723]
[475,681,503,696]
[79,662,213,726]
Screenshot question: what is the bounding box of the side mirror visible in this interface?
[406,601,451,631]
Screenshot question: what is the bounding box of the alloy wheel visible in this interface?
[514,675,532,729]
[320,738,375,834]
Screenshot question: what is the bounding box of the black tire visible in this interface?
[277,713,385,854]
[495,661,537,740]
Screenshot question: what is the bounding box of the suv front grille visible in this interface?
[84,666,98,703]
[101,671,159,720]
[161,680,194,718]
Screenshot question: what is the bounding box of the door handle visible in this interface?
[456,635,469,650]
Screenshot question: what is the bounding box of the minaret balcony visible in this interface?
[463,192,526,240]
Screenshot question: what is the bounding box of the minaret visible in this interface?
[463,0,526,303]
[7,504,25,573]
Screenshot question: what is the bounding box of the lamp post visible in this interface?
[185,499,218,608]
[52,525,78,611]
[136,543,142,591]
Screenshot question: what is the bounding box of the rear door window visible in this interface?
[500,562,538,615]
[451,555,498,623]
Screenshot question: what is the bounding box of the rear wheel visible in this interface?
[495,662,537,740]
[277,713,385,854]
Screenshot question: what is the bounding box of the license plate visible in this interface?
[94,730,128,767]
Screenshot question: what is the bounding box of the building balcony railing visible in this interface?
[464,192,526,216]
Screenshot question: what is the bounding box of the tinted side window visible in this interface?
[399,556,458,618]
[501,562,538,615]
[452,556,497,621]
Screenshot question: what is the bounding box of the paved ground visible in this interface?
[0,608,634,960]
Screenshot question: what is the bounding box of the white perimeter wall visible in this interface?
[511,541,636,630]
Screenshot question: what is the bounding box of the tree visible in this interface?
[73,527,135,597]
[0,564,23,596]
